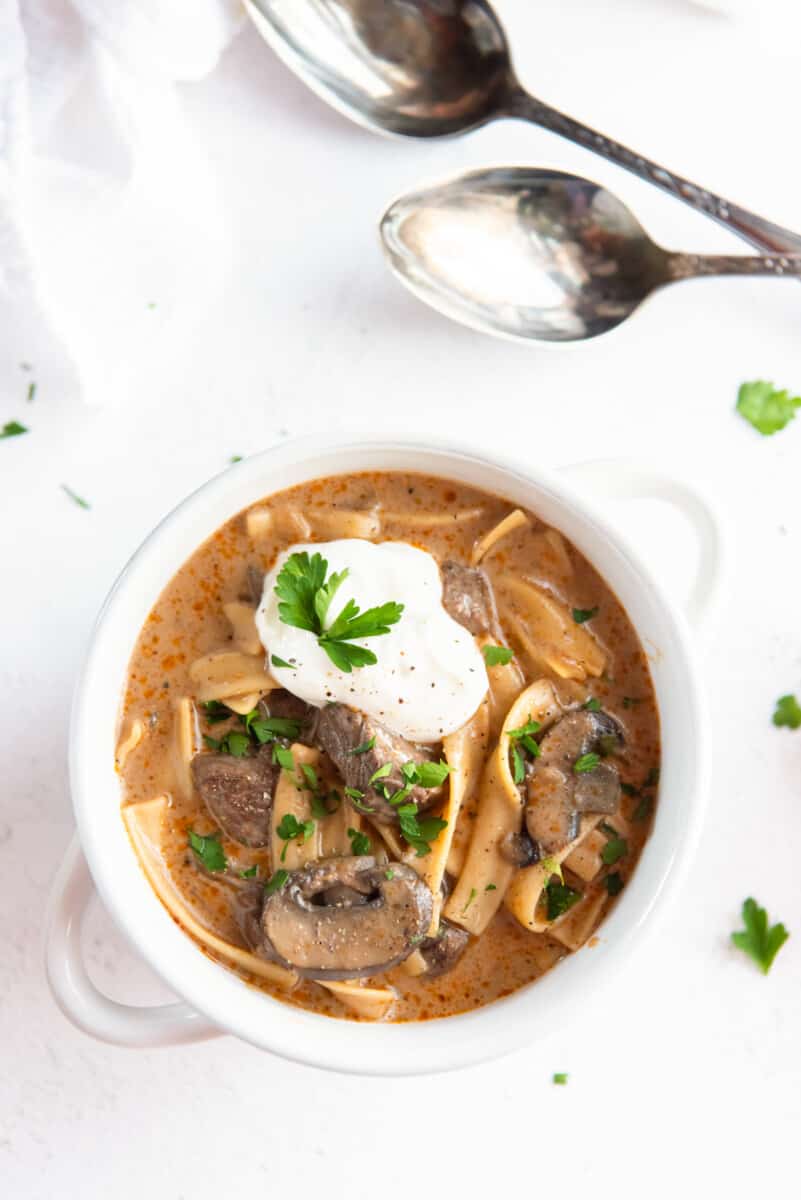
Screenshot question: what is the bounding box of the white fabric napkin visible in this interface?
[1,0,243,409]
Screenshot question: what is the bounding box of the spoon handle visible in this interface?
[507,91,801,256]
[666,252,801,280]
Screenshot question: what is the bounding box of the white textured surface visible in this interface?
[2,3,800,1197]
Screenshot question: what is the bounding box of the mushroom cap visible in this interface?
[525,709,623,854]
[260,856,434,980]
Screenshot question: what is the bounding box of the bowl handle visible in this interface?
[559,459,724,629]
[45,836,221,1047]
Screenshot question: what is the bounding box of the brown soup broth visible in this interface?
[119,472,660,1022]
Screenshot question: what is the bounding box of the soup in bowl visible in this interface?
[49,437,713,1072]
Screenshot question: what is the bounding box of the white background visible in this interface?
[2,3,800,1196]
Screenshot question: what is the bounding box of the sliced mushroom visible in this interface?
[259,856,433,979]
[418,920,470,978]
[316,703,443,823]
[500,829,539,868]
[525,710,623,855]
[190,745,277,847]
[440,560,494,634]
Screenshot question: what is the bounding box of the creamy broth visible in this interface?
[119,472,660,1022]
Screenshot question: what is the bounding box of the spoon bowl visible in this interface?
[379,168,801,344]
[245,0,801,256]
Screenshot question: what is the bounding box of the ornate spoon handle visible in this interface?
[667,253,801,280]
[507,90,801,256]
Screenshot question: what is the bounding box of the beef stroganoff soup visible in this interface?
[118,472,660,1023]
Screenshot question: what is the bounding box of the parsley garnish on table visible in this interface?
[1,420,28,439]
[736,380,801,436]
[772,694,801,730]
[731,898,789,975]
[188,829,227,873]
[274,550,404,672]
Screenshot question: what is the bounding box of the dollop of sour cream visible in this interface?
[256,539,488,743]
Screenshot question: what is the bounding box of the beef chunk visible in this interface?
[261,689,320,745]
[315,703,443,824]
[190,745,277,847]
[440,560,493,634]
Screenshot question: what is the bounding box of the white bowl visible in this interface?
[45,436,723,1074]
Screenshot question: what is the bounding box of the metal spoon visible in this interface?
[244,0,801,256]
[379,168,801,343]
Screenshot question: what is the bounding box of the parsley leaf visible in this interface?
[462,887,478,914]
[605,871,624,896]
[203,730,250,757]
[552,1073,568,1086]
[545,880,582,921]
[188,829,227,873]
[239,865,258,878]
[574,752,600,774]
[772,694,801,730]
[369,763,393,785]
[601,836,628,866]
[274,551,403,673]
[583,697,602,712]
[1,420,28,439]
[243,711,301,743]
[737,380,801,436]
[272,744,296,771]
[276,813,315,861]
[572,606,598,624]
[731,897,790,975]
[633,794,653,822]
[348,827,371,855]
[271,654,293,669]
[201,699,233,724]
[347,736,376,756]
[485,883,497,892]
[405,760,452,789]
[483,644,514,667]
[396,803,447,857]
[264,869,289,896]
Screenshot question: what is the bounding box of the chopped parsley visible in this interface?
[605,871,624,896]
[201,699,233,724]
[552,1073,569,1086]
[731,897,789,975]
[485,883,497,892]
[346,736,376,756]
[507,719,542,783]
[274,550,403,672]
[622,696,643,709]
[1,420,28,439]
[271,654,293,669]
[229,455,243,463]
[276,813,315,861]
[264,869,289,896]
[645,766,660,787]
[385,868,395,880]
[462,887,478,914]
[600,835,628,866]
[396,804,447,857]
[188,829,227,873]
[300,762,319,792]
[583,697,602,712]
[572,606,598,624]
[633,794,653,822]
[272,744,296,772]
[369,763,393,785]
[347,827,371,855]
[244,711,301,743]
[406,760,452,789]
[545,880,582,921]
[26,381,36,403]
[573,752,600,774]
[311,789,340,819]
[203,730,250,757]
[772,694,801,730]
[239,865,258,879]
[483,644,514,667]
[736,380,801,436]
[61,484,90,509]
[346,792,375,814]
